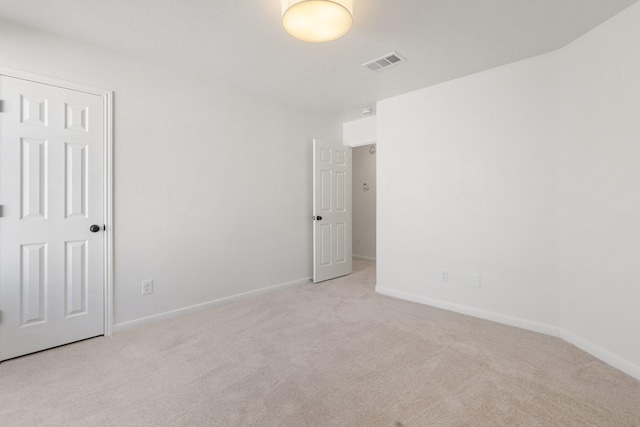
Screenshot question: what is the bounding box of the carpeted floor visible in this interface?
[1,259,639,426]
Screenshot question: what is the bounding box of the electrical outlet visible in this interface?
[440,270,449,283]
[357,239,361,247]
[471,275,481,288]
[142,280,153,295]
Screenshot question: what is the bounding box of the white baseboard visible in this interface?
[375,286,640,381]
[353,255,376,262]
[113,279,640,382]
[114,277,311,333]
[559,329,640,381]
[375,286,559,336]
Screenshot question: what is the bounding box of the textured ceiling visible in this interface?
[0,0,637,121]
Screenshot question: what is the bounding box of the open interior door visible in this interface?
[313,139,352,283]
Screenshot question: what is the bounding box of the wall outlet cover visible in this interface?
[142,280,153,295]
[440,270,449,283]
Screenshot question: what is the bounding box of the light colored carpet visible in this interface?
[1,260,639,426]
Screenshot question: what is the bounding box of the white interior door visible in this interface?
[313,139,352,283]
[0,75,105,361]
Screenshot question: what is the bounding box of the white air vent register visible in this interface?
[362,52,406,72]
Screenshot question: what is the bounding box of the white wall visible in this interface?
[343,116,377,147]
[377,2,640,378]
[0,20,340,327]
[377,53,560,329]
[352,145,377,260]
[557,3,640,373]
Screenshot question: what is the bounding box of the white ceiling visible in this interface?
[0,0,637,121]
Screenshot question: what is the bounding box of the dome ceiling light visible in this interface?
[281,0,353,43]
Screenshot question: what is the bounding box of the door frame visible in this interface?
[0,65,114,336]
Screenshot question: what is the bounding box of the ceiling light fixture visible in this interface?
[281,0,353,43]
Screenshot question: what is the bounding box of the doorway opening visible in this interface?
[352,143,376,262]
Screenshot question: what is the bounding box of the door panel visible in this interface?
[65,240,88,317]
[313,139,352,283]
[0,75,105,361]
[20,243,47,326]
[21,137,48,219]
[65,142,89,218]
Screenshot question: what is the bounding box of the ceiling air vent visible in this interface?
[362,52,406,72]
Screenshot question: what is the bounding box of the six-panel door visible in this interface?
[0,75,105,361]
[313,139,352,283]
